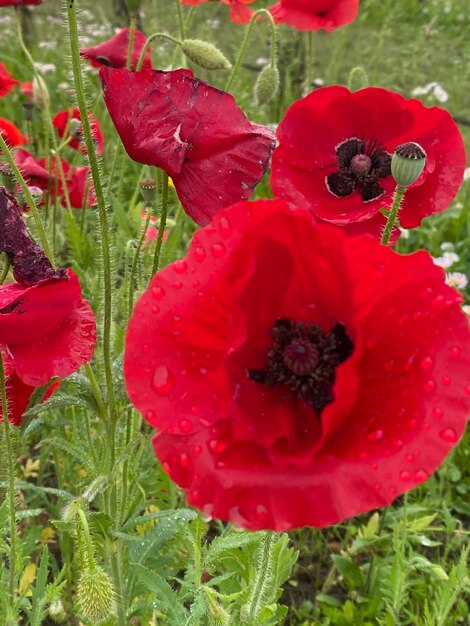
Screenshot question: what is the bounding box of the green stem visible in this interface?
[66,0,116,419]
[137,32,181,71]
[126,15,136,69]
[152,173,169,275]
[175,0,185,40]
[77,508,96,570]
[0,133,53,263]
[304,31,314,94]
[193,513,203,587]
[247,532,275,622]
[83,363,108,422]
[381,184,406,246]
[0,351,17,600]
[225,9,277,92]
[0,254,10,285]
[128,202,152,318]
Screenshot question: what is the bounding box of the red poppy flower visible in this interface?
[0,349,60,426]
[180,0,255,24]
[124,199,470,531]
[66,166,96,209]
[52,108,104,155]
[100,67,276,225]
[0,269,96,387]
[0,0,43,6]
[0,63,20,98]
[271,86,466,233]
[14,149,52,187]
[0,118,28,147]
[80,27,152,71]
[269,0,359,31]
[20,81,34,99]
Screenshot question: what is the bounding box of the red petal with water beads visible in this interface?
[269,0,359,32]
[100,67,276,225]
[0,270,96,386]
[0,118,28,147]
[271,86,466,237]
[52,108,105,155]
[0,63,20,98]
[80,27,152,70]
[180,0,255,24]
[124,199,470,530]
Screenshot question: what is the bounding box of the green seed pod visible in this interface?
[140,178,158,204]
[48,599,66,623]
[391,142,426,187]
[76,566,116,625]
[181,39,232,71]
[255,65,280,106]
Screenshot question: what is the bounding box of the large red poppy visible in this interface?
[124,199,470,531]
[100,67,276,225]
[52,108,104,155]
[271,86,466,233]
[66,166,96,209]
[180,0,255,24]
[0,0,43,5]
[0,63,19,98]
[269,0,359,31]
[0,118,27,147]
[0,270,96,387]
[80,27,152,71]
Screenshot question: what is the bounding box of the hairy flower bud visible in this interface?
[48,598,66,623]
[76,566,116,625]
[255,65,280,105]
[181,39,232,71]
[32,75,50,110]
[391,142,426,187]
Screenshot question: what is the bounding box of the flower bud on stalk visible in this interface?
[181,39,232,70]
[32,75,50,110]
[140,178,157,204]
[255,65,280,105]
[76,565,116,625]
[391,142,427,187]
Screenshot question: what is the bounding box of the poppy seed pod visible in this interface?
[181,39,232,71]
[140,178,158,204]
[391,142,427,187]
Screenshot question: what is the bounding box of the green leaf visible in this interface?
[132,563,188,625]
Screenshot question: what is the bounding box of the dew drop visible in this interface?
[179,419,192,433]
[193,445,203,455]
[439,428,457,443]
[404,453,414,464]
[208,439,227,454]
[172,281,183,289]
[367,429,384,442]
[420,356,434,370]
[442,376,451,386]
[423,421,431,431]
[152,286,165,299]
[414,468,428,483]
[194,246,206,262]
[399,470,411,482]
[450,346,460,358]
[393,438,404,449]
[190,406,200,415]
[152,305,160,315]
[370,462,378,470]
[228,505,248,527]
[219,216,232,237]
[201,503,214,522]
[255,504,268,521]
[211,242,226,258]
[432,407,443,419]
[174,260,188,274]
[145,409,155,421]
[424,380,436,393]
[162,461,171,473]
[152,366,175,395]
[180,453,189,467]
[373,482,381,491]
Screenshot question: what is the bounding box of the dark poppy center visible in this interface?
[248,318,354,415]
[326,137,392,202]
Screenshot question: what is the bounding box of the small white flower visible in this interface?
[34,62,56,75]
[433,84,448,103]
[0,16,13,25]
[433,252,459,268]
[446,272,468,290]
[464,167,470,181]
[39,41,57,49]
[440,241,455,252]
[313,77,325,87]
[462,305,470,316]
[207,19,221,29]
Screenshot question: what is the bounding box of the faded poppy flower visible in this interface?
[0,63,19,97]
[180,0,255,24]
[0,348,60,426]
[124,199,470,531]
[52,108,104,155]
[80,27,152,71]
[100,67,275,225]
[271,86,466,233]
[0,118,28,147]
[269,0,359,31]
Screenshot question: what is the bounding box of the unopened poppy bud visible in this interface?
[1,164,16,191]
[48,598,66,623]
[126,0,141,13]
[255,65,280,105]
[181,39,232,71]
[23,101,35,122]
[61,497,86,523]
[391,142,426,187]
[69,118,83,141]
[76,565,116,625]
[32,75,50,110]
[140,178,157,204]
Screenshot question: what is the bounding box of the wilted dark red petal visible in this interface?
[100,67,275,225]
[269,0,359,32]
[80,28,152,71]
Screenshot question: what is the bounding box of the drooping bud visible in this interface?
[32,75,50,110]
[181,39,232,71]
[255,65,280,106]
[140,178,158,204]
[391,142,426,187]
[48,598,67,623]
[76,565,116,625]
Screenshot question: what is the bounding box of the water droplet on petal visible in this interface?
[399,470,411,482]
[404,453,414,464]
[414,468,428,483]
[367,429,384,442]
[172,281,183,289]
[219,216,232,237]
[441,376,451,386]
[228,505,248,527]
[194,246,206,262]
[208,439,227,454]
[162,461,171,473]
[152,366,175,395]
[191,406,200,415]
[152,305,160,314]
[432,407,443,419]
[450,346,461,358]
[211,243,226,258]
[193,445,203,455]
[201,503,214,522]
[440,428,457,443]
[152,286,165,299]
[424,380,436,393]
[255,504,268,521]
[174,260,188,274]
[180,453,189,467]
[420,356,434,370]
[179,419,192,433]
